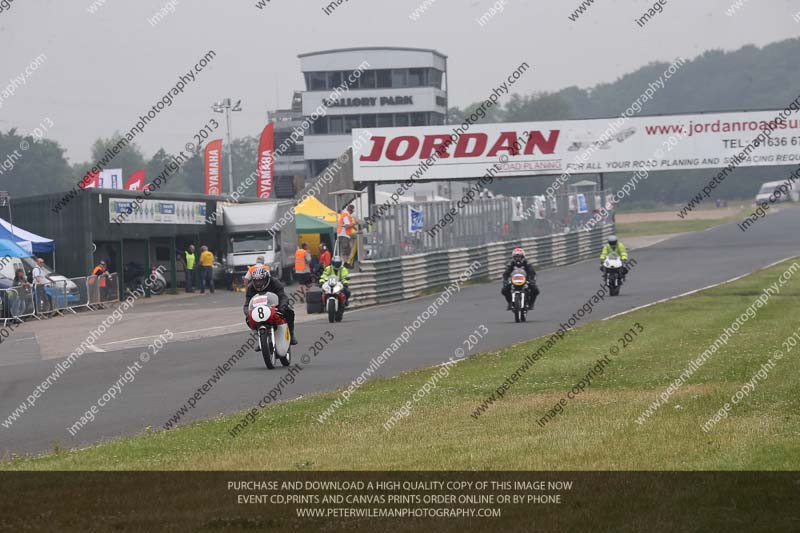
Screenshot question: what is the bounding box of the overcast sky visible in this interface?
[0,0,796,163]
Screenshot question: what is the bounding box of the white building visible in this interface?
[299,47,448,179]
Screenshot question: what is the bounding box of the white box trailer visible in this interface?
[222,202,297,283]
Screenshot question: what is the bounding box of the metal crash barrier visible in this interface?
[0,285,37,326]
[0,273,123,325]
[87,274,120,309]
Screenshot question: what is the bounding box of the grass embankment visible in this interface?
[616,206,751,238]
[4,260,800,471]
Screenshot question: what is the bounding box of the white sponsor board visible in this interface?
[109,199,207,225]
[97,169,124,189]
[352,109,800,182]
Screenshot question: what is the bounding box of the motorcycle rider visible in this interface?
[599,235,629,280]
[502,248,539,311]
[243,266,298,346]
[319,256,351,307]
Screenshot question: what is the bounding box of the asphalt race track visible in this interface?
[2,208,799,456]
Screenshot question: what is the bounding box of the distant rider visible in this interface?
[319,256,351,307]
[243,266,298,346]
[502,248,539,310]
[599,235,629,279]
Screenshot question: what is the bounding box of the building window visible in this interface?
[361,115,377,128]
[392,69,408,88]
[376,69,392,88]
[312,116,328,135]
[408,68,425,87]
[377,114,394,128]
[329,116,344,135]
[309,159,335,176]
[327,71,342,88]
[431,69,443,89]
[359,70,376,89]
[394,114,409,127]
[411,113,428,126]
[307,72,327,91]
[344,115,361,134]
[430,113,445,125]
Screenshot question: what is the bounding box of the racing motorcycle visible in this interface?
[247,293,292,369]
[321,275,346,323]
[509,267,530,323]
[603,252,625,297]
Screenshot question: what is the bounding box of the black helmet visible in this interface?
[331,257,343,270]
[251,266,270,292]
[608,235,618,247]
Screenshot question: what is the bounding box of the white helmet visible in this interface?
[251,266,270,292]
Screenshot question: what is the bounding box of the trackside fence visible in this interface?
[349,224,613,308]
[0,274,121,325]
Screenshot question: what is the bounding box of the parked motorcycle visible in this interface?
[247,293,292,369]
[321,275,346,323]
[603,252,625,296]
[510,267,530,323]
[125,262,166,295]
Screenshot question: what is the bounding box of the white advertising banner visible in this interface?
[97,169,124,189]
[352,109,800,182]
[109,199,207,225]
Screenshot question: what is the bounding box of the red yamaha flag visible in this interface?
[204,139,223,195]
[256,123,274,199]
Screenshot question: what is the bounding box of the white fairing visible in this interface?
[322,276,344,296]
[604,253,623,270]
[274,323,291,357]
[250,303,271,323]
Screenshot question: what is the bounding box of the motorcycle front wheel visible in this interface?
[327,299,336,323]
[260,328,276,369]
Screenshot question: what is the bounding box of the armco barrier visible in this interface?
[348,225,614,308]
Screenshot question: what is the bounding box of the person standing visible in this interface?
[32,257,51,315]
[295,242,312,287]
[9,268,31,317]
[199,245,215,294]
[319,243,331,269]
[336,204,357,266]
[91,260,110,302]
[314,243,332,282]
[184,244,197,293]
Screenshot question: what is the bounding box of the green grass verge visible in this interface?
[616,208,752,238]
[3,260,800,471]
[616,218,730,237]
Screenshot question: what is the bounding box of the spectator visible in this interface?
[12,268,30,288]
[9,268,31,317]
[199,245,215,294]
[184,244,197,293]
[32,257,51,315]
[336,204,357,266]
[294,242,312,287]
[91,260,110,302]
[319,243,331,268]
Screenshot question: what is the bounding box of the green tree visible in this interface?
[0,128,73,197]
